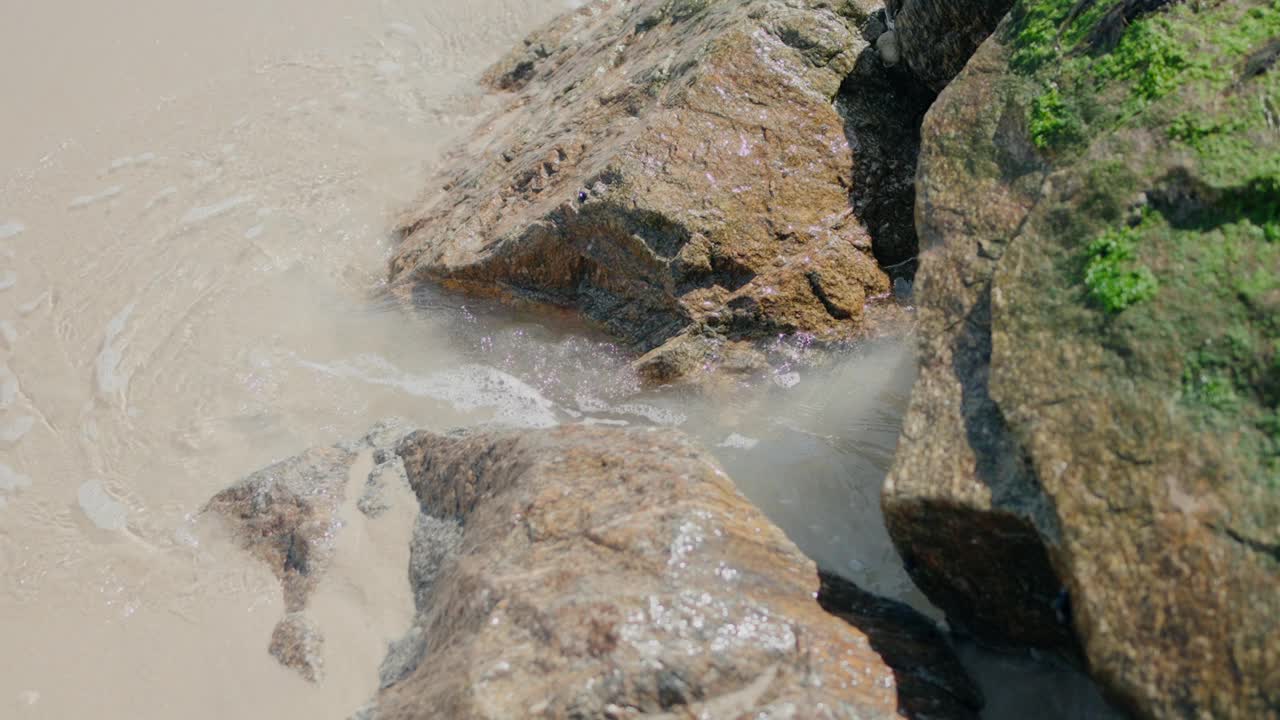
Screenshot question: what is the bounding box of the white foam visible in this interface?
[95,303,135,397]
[0,415,35,445]
[387,21,417,36]
[243,224,265,240]
[69,185,124,209]
[0,221,24,240]
[299,354,559,428]
[377,61,403,77]
[107,152,156,173]
[0,271,16,291]
[718,433,760,450]
[611,402,686,426]
[773,371,801,389]
[77,480,128,531]
[180,195,253,225]
[0,320,16,349]
[0,463,31,492]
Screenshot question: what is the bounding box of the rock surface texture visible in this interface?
[885,0,1015,90]
[389,0,929,381]
[885,2,1280,718]
[361,425,981,719]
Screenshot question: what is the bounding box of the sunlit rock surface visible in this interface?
[389,0,931,381]
[357,425,981,719]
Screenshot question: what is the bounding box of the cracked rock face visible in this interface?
[364,425,980,719]
[389,0,914,381]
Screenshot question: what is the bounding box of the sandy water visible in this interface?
[0,1,1116,718]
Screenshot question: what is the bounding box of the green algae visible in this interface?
[1000,0,1280,485]
[1083,225,1158,313]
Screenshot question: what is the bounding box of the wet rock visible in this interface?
[389,0,921,381]
[205,422,413,679]
[358,449,408,519]
[885,3,1280,717]
[269,613,325,682]
[204,445,356,613]
[363,425,980,719]
[885,0,1013,91]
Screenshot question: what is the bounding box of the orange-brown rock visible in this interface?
[363,425,980,719]
[389,0,909,380]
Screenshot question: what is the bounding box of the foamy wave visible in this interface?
[298,353,560,429]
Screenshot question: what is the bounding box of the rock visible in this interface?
[876,30,901,66]
[269,613,325,682]
[204,422,413,679]
[885,0,1014,91]
[358,449,409,519]
[885,2,1280,717]
[363,425,980,719]
[204,445,356,613]
[389,0,927,381]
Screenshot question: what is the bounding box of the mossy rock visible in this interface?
[887,1,1280,717]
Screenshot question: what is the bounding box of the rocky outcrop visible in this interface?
[362,425,981,719]
[204,422,410,680]
[884,0,1014,91]
[885,2,1280,717]
[389,0,930,381]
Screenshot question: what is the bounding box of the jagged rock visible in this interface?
[363,425,981,719]
[389,0,930,381]
[885,0,1013,91]
[885,2,1280,717]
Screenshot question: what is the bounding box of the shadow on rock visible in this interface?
[819,571,984,720]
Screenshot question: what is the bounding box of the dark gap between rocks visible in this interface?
[836,10,937,283]
[832,9,1132,720]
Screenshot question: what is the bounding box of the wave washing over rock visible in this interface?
[3,0,1267,717]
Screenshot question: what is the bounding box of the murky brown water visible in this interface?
[0,1,1118,718]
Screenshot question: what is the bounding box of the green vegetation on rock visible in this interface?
[1002,0,1280,485]
[1083,225,1157,313]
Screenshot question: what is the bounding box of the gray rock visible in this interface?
[358,454,408,519]
[378,625,427,690]
[876,30,901,66]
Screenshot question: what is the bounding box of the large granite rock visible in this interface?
[884,0,1014,91]
[389,0,927,381]
[885,2,1280,717]
[363,425,981,719]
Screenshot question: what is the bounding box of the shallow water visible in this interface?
[1,1,1118,718]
